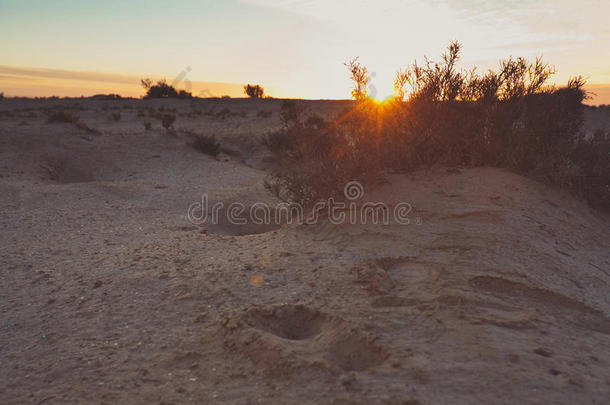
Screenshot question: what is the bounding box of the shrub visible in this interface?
[160,114,176,130]
[111,112,121,121]
[267,41,607,211]
[345,57,371,101]
[46,110,99,133]
[46,110,78,124]
[144,121,152,130]
[279,100,303,126]
[0,92,4,100]
[244,84,264,98]
[266,102,381,204]
[570,129,610,210]
[141,78,192,99]
[191,134,221,156]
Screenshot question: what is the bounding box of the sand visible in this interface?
[0,98,609,404]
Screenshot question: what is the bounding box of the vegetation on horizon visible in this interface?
[140,78,193,99]
[244,84,265,98]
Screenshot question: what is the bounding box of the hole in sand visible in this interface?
[245,305,326,340]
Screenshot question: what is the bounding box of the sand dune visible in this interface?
[0,99,608,404]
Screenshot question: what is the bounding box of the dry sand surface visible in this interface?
[1,98,609,404]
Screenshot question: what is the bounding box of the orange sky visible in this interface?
[0,65,248,99]
[1,0,609,104]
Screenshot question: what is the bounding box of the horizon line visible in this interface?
[2,64,610,105]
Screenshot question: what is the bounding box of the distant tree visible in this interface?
[140,78,192,99]
[0,92,4,100]
[345,57,370,101]
[244,84,264,98]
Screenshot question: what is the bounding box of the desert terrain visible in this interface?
[1,98,609,404]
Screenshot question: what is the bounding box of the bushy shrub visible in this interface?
[144,121,152,130]
[111,112,121,121]
[266,42,608,211]
[46,110,99,134]
[570,129,610,210]
[266,101,381,204]
[160,113,176,130]
[191,134,221,156]
[244,84,264,98]
[46,110,78,124]
[279,100,303,126]
[141,78,192,99]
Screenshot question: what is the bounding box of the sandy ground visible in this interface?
[1,98,609,404]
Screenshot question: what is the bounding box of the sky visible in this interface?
[1,0,609,103]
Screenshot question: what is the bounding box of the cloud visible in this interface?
[0,65,139,85]
[0,65,247,98]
